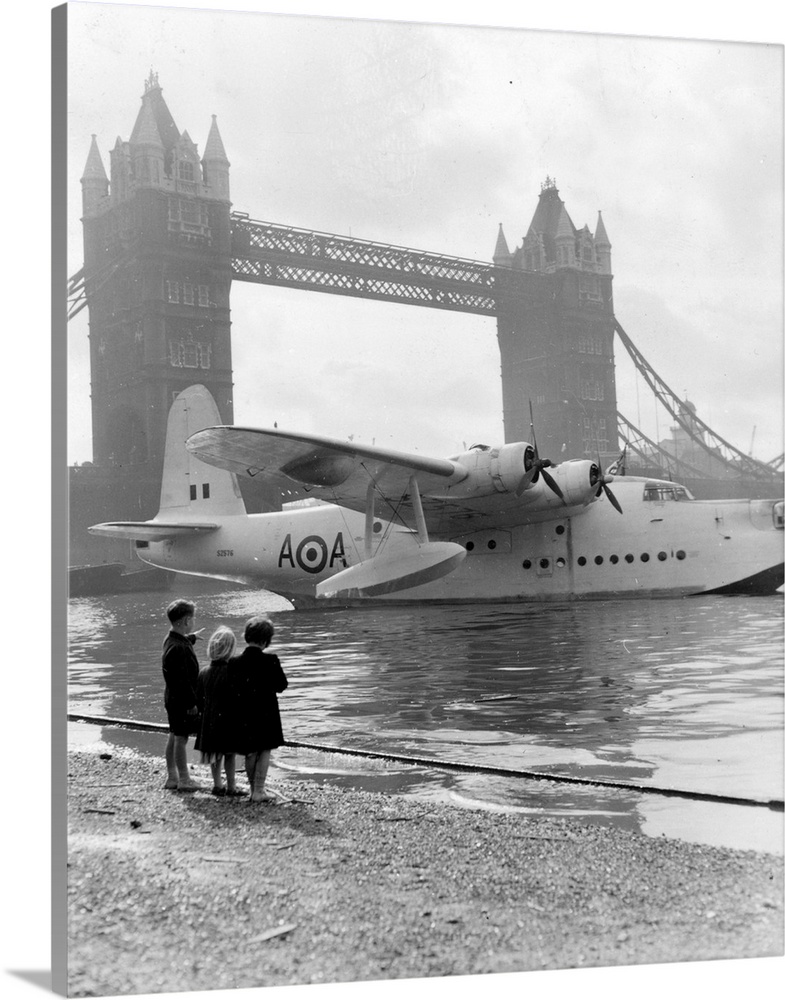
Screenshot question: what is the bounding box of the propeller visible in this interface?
[590,457,623,514]
[516,402,565,500]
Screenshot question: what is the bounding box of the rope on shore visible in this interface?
[67,711,785,812]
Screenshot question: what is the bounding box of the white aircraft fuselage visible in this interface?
[89,385,784,606]
[131,487,783,604]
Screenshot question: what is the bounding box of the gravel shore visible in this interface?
[66,745,783,997]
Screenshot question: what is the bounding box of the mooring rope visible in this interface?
[67,711,784,812]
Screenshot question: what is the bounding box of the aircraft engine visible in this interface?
[547,460,606,507]
[437,443,538,498]
[490,442,532,494]
[431,445,615,511]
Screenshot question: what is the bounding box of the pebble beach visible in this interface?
[65,744,784,998]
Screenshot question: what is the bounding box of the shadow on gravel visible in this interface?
[179,791,335,839]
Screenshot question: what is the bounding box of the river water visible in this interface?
[67,584,784,854]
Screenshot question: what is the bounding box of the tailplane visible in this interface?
[158,384,246,518]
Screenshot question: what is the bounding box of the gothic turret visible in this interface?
[594,211,612,274]
[554,203,575,268]
[131,92,165,187]
[80,135,109,217]
[202,115,231,201]
[492,223,512,266]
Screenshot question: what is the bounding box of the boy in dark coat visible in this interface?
[162,598,203,791]
[231,616,288,803]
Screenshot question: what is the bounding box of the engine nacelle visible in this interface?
[434,443,536,498]
[432,443,605,512]
[538,460,602,507]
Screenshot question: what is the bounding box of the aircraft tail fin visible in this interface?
[158,384,247,518]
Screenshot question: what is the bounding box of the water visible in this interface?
[67,585,784,854]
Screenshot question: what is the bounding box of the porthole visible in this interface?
[487,539,496,550]
[594,555,604,565]
[609,554,619,564]
[522,559,532,570]
[555,524,565,535]
[625,554,634,563]
[640,552,650,563]
[373,521,383,533]
[556,557,566,568]
[676,550,686,560]
[577,556,587,566]
[657,551,667,561]
[466,541,475,551]
[539,558,550,569]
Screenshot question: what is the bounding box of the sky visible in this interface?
[62,0,784,467]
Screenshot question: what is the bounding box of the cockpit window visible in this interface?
[643,485,692,502]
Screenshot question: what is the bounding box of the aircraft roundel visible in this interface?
[296,535,329,574]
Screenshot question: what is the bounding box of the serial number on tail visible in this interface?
[278,533,348,574]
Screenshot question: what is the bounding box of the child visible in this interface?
[230,616,289,803]
[162,599,203,792]
[195,626,246,797]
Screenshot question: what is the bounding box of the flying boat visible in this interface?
[89,385,784,605]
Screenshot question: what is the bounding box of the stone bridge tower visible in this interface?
[493,178,618,462]
[80,71,234,475]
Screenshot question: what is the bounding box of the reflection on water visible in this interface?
[68,586,784,853]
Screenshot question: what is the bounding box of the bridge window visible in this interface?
[580,378,605,401]
[168,335,212,369]
[183,283,195,306]
[166,280,180,304]
[582,417,608,455]
[178,161,195,182]
[198,284,210,306]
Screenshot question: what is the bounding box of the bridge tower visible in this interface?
[80,71,234,475]
[494,178,619,462]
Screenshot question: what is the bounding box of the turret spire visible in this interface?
[203,115,229,164]
[81,134,108,181]
[493,223,512,265]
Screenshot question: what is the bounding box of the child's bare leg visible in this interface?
[250,750,271,802]
[224,754,237,792]
[173,735,199,789]
[174,735,190,781]
[245,753,258,794]
[210,758,224,790]
[164,734,179,788]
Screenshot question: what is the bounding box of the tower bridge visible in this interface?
[68,73,781,569]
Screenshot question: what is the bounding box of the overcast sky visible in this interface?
[64,2,783,466]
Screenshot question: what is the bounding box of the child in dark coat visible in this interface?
[230,616,288,803]
[195,627,246,797]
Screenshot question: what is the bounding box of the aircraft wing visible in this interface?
[187,426,457,500]
[186,426,584,534]
[88,521,220,541]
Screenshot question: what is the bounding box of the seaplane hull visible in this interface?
[89,386,784,606]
